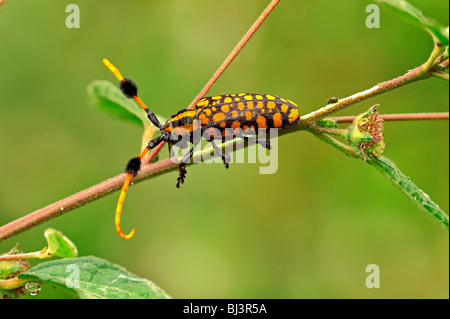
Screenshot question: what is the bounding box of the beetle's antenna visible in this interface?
[114,147,150,239]
[102,58,158,239]
[102,58,163,130]
[115,173,134,239]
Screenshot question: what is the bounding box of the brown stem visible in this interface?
[2,110,446,241]
[301,59,449,123]
[187,0,282,110]
[431,71,449,80]
[143,0,282,168]
[0,159,178,242]
[0,248,50,261]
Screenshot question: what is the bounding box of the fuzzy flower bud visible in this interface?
[348,104,385,160]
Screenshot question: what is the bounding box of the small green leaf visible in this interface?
[0,287,19,299]
[44,228,78,258]
[19,256,170,299]
[88,80,168,132]
[370,156,449,230]
[87,80,150,126]
[376,0,449,45]
[0,261,22,279]
[317,118,338,128]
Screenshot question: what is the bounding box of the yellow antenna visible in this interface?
[103,58,153,240]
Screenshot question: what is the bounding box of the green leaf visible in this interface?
[375,0,449,45]
[0,287,19,299]
[19,256,171,299]
[0,261,22,279]
[87,80,150,126]
[370,156,449,229]
[317,118,338,128]
[44,228,78,258]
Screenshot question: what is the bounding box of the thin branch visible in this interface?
[308,131,358,159]
[329,112,449,124]
[423,43,445,71]
[431,71,449,80]
[0,248,50,261]
[0,158,178,242]
[309,126,348,139]
[144,0,282,167]
[301,59,449,123]
[187,0,282,110]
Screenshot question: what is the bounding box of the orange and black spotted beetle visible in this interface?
[103,59,300,239]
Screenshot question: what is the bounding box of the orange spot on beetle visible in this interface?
[273,112,282,127]
[256,115,267,129]
[213,112,226,122]
[288,108,299,123]
[266,101,276,111]
[199,114,209,125]
[231,121,241,129]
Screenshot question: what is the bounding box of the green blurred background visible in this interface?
[0,0,448,298]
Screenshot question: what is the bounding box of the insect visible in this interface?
[102,58,300,239]
[327,97,339,104]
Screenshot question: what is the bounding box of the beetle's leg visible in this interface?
[238,134,271,150]
[208,139,231,169]
[177,164,187,188]
[176,142,199,188]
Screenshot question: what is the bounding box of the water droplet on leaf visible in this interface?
[25,281,41,296]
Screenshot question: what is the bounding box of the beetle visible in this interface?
[102,59,300,239]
